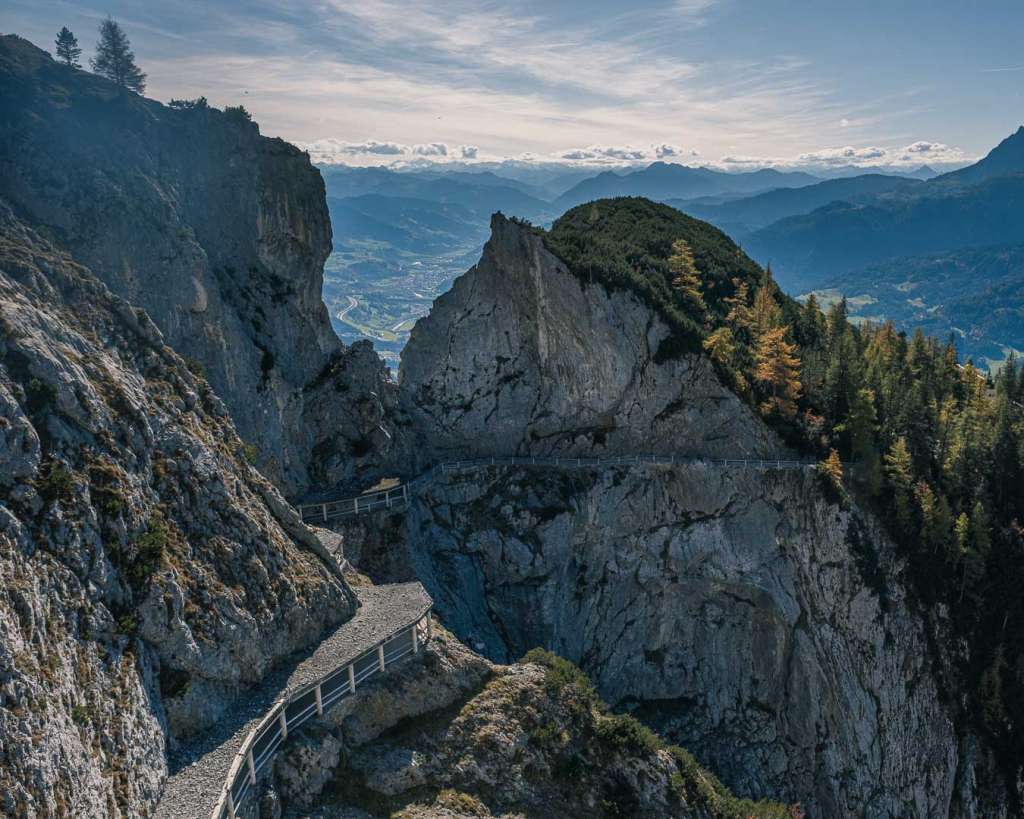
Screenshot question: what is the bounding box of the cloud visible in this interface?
[905,140,943,154]
[559,145,647,161]
[719,139,972,171]
[559,144,690,163]
[654,144,698,159]
[298,138,459,163]
[798,145,887,165]
[102,0,976,171]
[344,140,406,155]
[413,142,448,156]
[460,145,479,159]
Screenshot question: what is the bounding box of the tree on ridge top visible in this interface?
[91,17,146,93]
[55,27,81,68]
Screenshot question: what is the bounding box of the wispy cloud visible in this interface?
[5,0,984,170]
[981,65,1024,73]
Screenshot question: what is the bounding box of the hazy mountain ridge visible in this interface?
[669,173,923,235]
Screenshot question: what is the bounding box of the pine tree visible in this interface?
[754,326,801,419]
[752,282,782,336]
[724,279,755,343]
[668,239,706,317]
[91,17,146,93]
[884,436,915,534]
[55,27,81,68]
[884,437,914,490]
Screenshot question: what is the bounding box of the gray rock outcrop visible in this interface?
[383,214,1009,816]
[0,35,401,496]
[400,214,782,465]
[0,202,356,817]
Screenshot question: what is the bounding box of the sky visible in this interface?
[4,0,1023,171]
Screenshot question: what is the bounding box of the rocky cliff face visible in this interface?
[380,215,1010,816]
[0,35,401,496]
[0,202,357,817]
[264,628,794,819]
[400,214,782,466]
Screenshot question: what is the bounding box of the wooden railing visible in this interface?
[212,610,432,819]
[299,454,818,523]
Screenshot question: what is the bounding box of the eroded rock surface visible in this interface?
[0,35,402,495]
[271,629,772,819]
[383,214,1009,817]
[400,214,782,466]
[0,202,355,817]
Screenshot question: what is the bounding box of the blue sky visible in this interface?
[4,0,1023,169]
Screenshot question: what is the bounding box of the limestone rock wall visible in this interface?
[0,35,401,496]
[0,203,356,817]
[399,213,783,467]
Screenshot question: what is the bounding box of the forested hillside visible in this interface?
[541,198,1024,797]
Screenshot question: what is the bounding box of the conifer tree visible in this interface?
[754,326,801,419]
[703,327,746,393]
[884,436,915,534]
[55,27,81,68]
[91,17,146,93]
[724,279,754,342]
[668,238,706,317]
[752,282,782,336]
[817,448,843,489]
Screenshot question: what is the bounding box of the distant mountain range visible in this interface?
[669,174,922,235]
[815,242,1024,368]
[720,126,1024,370]
[554,163,819,210]
[320,166,551,221]
[319,127,1024,370]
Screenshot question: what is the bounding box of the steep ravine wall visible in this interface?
[393,464,1005,817]
[0,35,403,496]
[379,213,1011,816]
[0,202,357,817]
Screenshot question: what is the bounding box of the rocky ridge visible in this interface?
[264,628,796,819]
[0,201,356,817]
[0,34,402,496]
[336,212,1014,816]
[400,214,781,466]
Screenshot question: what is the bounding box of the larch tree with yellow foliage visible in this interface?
[668,238,706,318]
[754,326,802,419]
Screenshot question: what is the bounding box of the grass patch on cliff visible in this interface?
[35,459,75,504]
[521,648,800,819]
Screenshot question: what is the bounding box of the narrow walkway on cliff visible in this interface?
[298,453,821,523]
[154,582,432,819]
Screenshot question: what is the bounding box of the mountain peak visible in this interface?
[935,124,1024,185]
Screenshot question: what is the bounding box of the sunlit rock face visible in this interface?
[0,152,354,819]
[399,214,783,468]
[388,213,1009,817]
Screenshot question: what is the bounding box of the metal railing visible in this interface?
[212,609,433,819]
[299,454,819,523]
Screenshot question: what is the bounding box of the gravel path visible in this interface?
[154,582,432,819]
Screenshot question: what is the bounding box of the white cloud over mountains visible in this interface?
[301,138,480,164]
[719,140,970,171]
[301,135,970,172]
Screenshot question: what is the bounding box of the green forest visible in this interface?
[543,197,1024,793]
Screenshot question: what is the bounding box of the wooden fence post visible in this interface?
[348,664,356,693]
[377,643,386,671]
